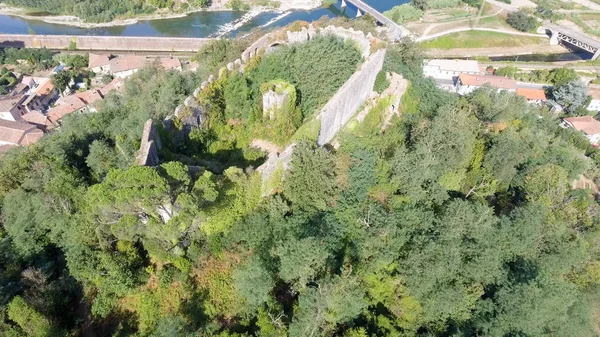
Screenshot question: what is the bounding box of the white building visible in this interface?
[561,116,600,146]
[423,59,481,80]
[88,53,111,74]
[587,86,600,112]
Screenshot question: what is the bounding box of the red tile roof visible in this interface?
[76,89,104,106]
[47,95,86,122]
[0,119,44,145]
[516,88,547,101]
[35,79,55,97]
[159,57,181,70]
[564,116,600,135]
[99,78,124,96]
[88,53,110,69]
[109,55,147,73]
[459,74,517,90]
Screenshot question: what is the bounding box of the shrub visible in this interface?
[384,4,424,24]
[374,71,390,94]
[506,10,538,32]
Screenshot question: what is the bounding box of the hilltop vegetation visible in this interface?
[1,34,600,337]
[1,0,210,22]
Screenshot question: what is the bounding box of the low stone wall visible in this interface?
[136,119,161,166]
[316,48,386,146]
[0,34,213,52]
[241,24,375,62]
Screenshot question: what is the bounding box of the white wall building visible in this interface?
[587,86,600,112]
[423,59,481,80]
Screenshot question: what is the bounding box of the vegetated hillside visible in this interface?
[1,0,211,22]
[1,37,600,337]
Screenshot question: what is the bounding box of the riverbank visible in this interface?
[0,0,323,29]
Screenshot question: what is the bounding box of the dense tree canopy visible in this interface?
[1,35,600,337]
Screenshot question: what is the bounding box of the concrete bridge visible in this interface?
[544,23,600,60]
[341,0,409,39]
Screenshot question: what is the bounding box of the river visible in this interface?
[0,0,405,38]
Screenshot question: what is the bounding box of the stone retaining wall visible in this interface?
[0,34,213,52]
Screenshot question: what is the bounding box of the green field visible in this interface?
[420,30,547,49]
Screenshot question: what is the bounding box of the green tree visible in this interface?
[552,80,589,113]
[506,10,538,32]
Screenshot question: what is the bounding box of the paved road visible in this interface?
[479,61,600,71]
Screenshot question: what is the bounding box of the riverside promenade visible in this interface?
[0,34,214,52]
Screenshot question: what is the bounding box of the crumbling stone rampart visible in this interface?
[316,48,386,146]
[136,119,161,166]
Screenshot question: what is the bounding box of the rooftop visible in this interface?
[159,57,181,70]
[76,89,104,106]
[88,53,111,69]
[564,116,600,135]
[458,74,517,90]
[21,110,53,128]
[516,88,547,101]
[0,119,44,145]
[425,59,480,73]
[109,55,148,73]
[0,95,25,112]
[100,78,124,96]
[47,95,87,122]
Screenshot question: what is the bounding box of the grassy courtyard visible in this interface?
[420,30,547,49]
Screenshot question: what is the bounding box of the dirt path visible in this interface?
[568,0,600,11]
[250,139,281,157]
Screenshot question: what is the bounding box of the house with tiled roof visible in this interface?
[158,57,182,71]
[456,74,517,95]
[88,53,111,74]
[561,116,600,146]
[0,95,28,121]
[21,110,54,130]
[22,78,59,113]
[47,95,88,124]
[77,89,104,111]
[99,77,124,96]
[109,55,148,79]
[516,88,547,105]
[0,119,44,147]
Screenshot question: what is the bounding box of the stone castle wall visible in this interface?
[0,34,212,52]
[316,48,386,146]
[136,119,161,166]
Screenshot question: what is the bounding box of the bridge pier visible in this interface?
[549,30,559,46]
[593,49,600,61]
[356,9,362,17]
[341,0,347,7]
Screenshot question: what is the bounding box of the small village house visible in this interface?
[561,116,600,146]
[109,55,148,79]
[0,119,44,148]
[88,53,111,74]
[456,74,517,95]
[47,95,88,124]
[0,95,28,121]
